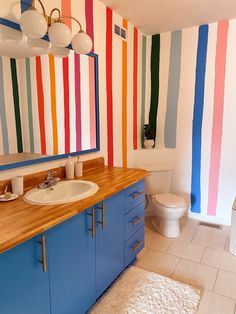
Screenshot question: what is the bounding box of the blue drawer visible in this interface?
[125,227,144,267]
[125,202,145,241]
[125,180,145,214]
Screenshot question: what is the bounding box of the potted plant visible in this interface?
[144,124,155,149]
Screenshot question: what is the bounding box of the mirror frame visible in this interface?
[0,18,100,171]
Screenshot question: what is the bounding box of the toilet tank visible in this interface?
[137,164,173,195]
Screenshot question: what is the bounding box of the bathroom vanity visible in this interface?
[0,160,147,314]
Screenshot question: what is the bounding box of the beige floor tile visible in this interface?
[198,290,235,314]
[172,259,218,291]
[145,230,174,252]
[214,270,236,299]
[192,228,228,250]
[202,247,236,273]
[178,219,198,242]
[167,239,205,261]
[135,248,180,277]
[136,247,147,260]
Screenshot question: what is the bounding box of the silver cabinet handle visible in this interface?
[39,236,47,272]
[132,191,145,199]
[97,202,105,229]
[132,215,144,225]
[132,240,144,252]
[88,208,95,238]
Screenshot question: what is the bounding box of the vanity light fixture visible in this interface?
[19,0,93,55]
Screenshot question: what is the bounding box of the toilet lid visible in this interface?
[153,193,186,208]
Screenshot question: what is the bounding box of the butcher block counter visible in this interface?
[0,158,148,254]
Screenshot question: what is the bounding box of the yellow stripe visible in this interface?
[122,19,128,167]
[49,54,58,155]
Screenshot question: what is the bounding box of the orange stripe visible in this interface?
[49,54,58,155]
[133,27,138,150]
[61,0,71,29]
[122,19,128,167]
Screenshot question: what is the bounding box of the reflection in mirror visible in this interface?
[0,23,100,170]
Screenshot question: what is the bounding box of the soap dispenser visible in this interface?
[65,156,74,179]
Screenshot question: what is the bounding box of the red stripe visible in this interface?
[74,53,82,151]
[85,0,94,52]
[106,8,113,166]
[133,27,138,150]
[35,56,46,154]
[63,57,70,154]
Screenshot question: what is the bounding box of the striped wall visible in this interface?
[146,21,236,224]
[0,52,97,156]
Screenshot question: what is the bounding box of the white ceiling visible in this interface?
[100,0,236,34]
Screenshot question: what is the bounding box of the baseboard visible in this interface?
[187,209,231,226]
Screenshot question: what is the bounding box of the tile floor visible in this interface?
[135,217,236,314]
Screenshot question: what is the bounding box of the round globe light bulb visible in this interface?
[71,31,92,55]
[51,45,70,58]
[20,9,47,39]
[48,22,72,48]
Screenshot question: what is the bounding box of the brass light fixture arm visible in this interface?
[31,0,46,17]
[61,15,83,32]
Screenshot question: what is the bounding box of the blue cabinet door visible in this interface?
[47,208,96,314]
[95,191,125,298]
[0,236,50,314]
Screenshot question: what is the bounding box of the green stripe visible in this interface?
[149,34,160,142]
[25,58,34,153]
[141,35,147,148]
[10,58,23,153]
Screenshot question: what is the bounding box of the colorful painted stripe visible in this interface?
[89,57,96,148]
[141,35,147,148]
[20,0,31,12]
[61,0,72,29]
[133,27,138,150]
[10,58,23,153]
[164,30,182,148]
[106,7,114,166]
[74,54,82,152]
[122,19,128,167]
[191,25,209,213]
[149,34,160,142]
[207,21,229,216]
[35,56,46,155]
[25,58,34,153]
[48,54,58,155]
[85,0,94,52]
[62,57,70,154]
[0,57,9,154]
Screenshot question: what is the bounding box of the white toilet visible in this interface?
[138,164,187,238]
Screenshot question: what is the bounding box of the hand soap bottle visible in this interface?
[65,156,74,179]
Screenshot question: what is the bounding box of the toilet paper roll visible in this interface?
[11,176,24,195]
[75,162,83,177]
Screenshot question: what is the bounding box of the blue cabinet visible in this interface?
[95,191,125,298]
[0,236,50,314]
[47,208,96,314]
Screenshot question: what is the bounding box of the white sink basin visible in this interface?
[24,180,99,205]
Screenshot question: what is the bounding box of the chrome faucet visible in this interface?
[38,171,60,189]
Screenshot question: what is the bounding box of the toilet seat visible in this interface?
[153,193,186,208]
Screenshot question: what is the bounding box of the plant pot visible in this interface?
[144,139,154,149]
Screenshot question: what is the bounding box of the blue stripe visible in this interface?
[0,57,9,154]
[191,25,209,213]
[164,30,182,148]
[21,0,32,13]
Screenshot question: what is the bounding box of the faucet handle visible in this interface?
[46,171,55,180]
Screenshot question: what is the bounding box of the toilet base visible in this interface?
[152,217,180,238]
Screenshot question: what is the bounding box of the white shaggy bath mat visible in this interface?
[90,266,201,314]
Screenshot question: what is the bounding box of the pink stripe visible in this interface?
[207,21,229,216]
[89,57,96,148]
[61,0,71,29]
[74,53,82,151]
[85,0,94,52]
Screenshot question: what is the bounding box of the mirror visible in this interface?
[0,19,100,171]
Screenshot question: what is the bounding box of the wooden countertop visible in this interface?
[0,166,148,254]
